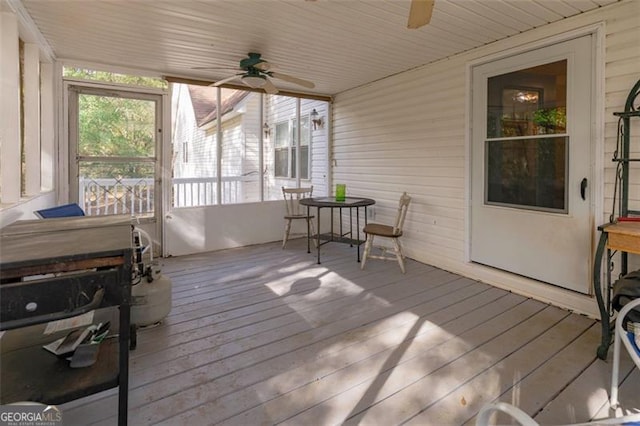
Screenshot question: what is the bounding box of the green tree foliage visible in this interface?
[64,67,166,88]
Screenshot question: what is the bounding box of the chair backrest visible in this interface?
[393,192,411,235]
[34,203,85,219]
[282,186,313,216]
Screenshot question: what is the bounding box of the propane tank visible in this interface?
[131,267,172,327]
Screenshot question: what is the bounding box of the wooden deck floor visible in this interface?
[62,239,640,425]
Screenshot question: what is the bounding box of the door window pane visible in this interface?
[75,90,157,217]
[485,60,568,213]
[487,60,567,138]
[78,94,155,157]
[486,137,567,211]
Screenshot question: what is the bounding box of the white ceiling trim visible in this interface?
[7,0,55,62]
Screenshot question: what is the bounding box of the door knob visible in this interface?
[580,178,588,200]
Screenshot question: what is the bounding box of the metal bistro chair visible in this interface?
[475,402,640,426]
[361,192,411,273]
[611,297,640,409]
[282,186,316,249]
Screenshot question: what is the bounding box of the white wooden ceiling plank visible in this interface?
[533,0,583,17]
[427,3,515,41]
[488,0,549,28]
[446,0,530,32]
[509,1,565,23]
[566,0,602,13]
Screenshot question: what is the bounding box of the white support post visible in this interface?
[0,12,22,203]
[259,93,264,201]
[40,62,55,191]
[23,42,41,196]
[216,88,222,205]
[295,97,301,188]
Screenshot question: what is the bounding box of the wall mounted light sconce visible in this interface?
[263,122,271,138]
[311,108,324,130]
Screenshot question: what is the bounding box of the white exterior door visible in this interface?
[471,35,593,294]
[68,84,163,250]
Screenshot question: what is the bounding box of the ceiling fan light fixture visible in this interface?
[242,75,267,88]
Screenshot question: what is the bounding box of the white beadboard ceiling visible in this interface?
[16,0,618,96]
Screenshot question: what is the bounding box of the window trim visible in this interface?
[1,10,56,207]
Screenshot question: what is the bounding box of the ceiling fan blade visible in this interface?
[211,74,242,86]
[407,0,434,29]
[262,78,279,95]
[270,72,315,89]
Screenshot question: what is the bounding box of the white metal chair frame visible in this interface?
[282,186,316,249]
[611,296,640,408]
[476,401,640,426]
[475,304,640,425]
[361,192,411,273]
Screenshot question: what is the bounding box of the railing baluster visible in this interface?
[115,182,120,214]
[103,185,108,215]
[130,184,134,214]
[147,183,151,213]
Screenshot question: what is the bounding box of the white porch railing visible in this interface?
[172,175,258,207]
[79,176,258,215]
[79,177,154,216]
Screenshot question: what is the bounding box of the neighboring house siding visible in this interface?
[264,96,329,198]
[240,94,262,203]
[173,85,216,179]
[331,0,640,315]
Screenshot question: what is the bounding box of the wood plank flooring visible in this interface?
[60,238,640,425]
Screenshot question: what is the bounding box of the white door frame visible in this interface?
[64,79,166,250]
[464,24,605,291]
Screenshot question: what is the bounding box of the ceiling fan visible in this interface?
[407,0,435,29]
[197,52,315,95]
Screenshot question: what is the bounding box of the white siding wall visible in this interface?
[332,0,640,317]
[604,9,640,219]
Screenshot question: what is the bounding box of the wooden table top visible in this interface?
[602,221,640,255]
[0,217,133,268]
[603,221,640,237]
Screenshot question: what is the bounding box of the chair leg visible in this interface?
[397,238,406,259]
[282,219,292,249]
[393,238,406,273]
[361,234,373,270]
